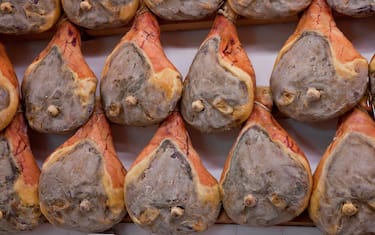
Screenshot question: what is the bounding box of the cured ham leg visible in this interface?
[181,4,256,133]
[327,0,375,17]
[0,0,60,35]
[270,0,368,122]
[101,5,182,126]
[0,43,18,132]
[38,102,126,233]
[0,113,42,233]
[62,0,139,29]
[309,102,375,235]
[220,87,312,226]
[228,0,312,20]
[144,0,223,21]
[124,112,221,235]
[22,20,97,134]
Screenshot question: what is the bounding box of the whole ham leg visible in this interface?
[101,5,182,126]
[38,101,126,233]
[124,112,221,235]
[0,112,42,233]
[0,43,19,132]
[220,87,312,226]
[309,100,375,235]
[270,0,368,122]
[22,20,97,134]
[181,4,256,133]
[62,0,139,29]
[0,0,60,35]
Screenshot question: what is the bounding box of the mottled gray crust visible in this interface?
[181,37,249,133]
[314,133,375,235]
[221,126,310,226]
[0,137,41,234]
[0,0,58,34]
[228,0,312,19]
[0,86,9,111]
[144,0,223,21]
[270,31,368,122]
[22,46,95,134]
[39,141,124,233]
[101,42,180,126]
[327,0,375,17]
[62,0,136,29]
[126,140,220,235]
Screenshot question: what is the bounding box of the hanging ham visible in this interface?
[220,87,312,226]
[22,20,97,134]
[0,0,60,35]
[62,0,139,29]
[124,112,221,235]
[101,5,182,126]
[270,0,368,122]
[228,0,312,20]
[0,112,43,233]
[0,43,18,132]
[327,0,375,17]
[144,0,223,21]
[309,100,375,235]
[38,101,126,233]
[180,4,255,133]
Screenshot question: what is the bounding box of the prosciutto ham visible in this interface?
[180,4,255,133]
[39,102,126,233]
[124,112,221,235]
[101,5,182,126]
[270,0,368,122]
[220,87,312,226]
[22,20,97,134]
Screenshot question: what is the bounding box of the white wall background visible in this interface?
[4,15,375,235]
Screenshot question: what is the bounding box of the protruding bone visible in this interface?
[0,2,13,14]
[79,199,92,212]
[342,202,358,216]
[244,194,257,208]
[306,87,321,102]
[139,207,160,225]
[47,105,60,117]
[192,100,205,113]
[278,91,295,106]
[125,95,138,106]
[270,194,288,209]
[170,206,184,219]
[109,103,120,117]
[80,0,92,11]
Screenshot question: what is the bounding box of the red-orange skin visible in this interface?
[130,112,217,187]
[313,107,375,191]
[282,0,364,64]
[221,93,308,182]
[4,113,40,186]
[26,20,95,80]
[114,10,178,74]
[204,14,256,85]
[0,43,19,89]
[45,107,126,189]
